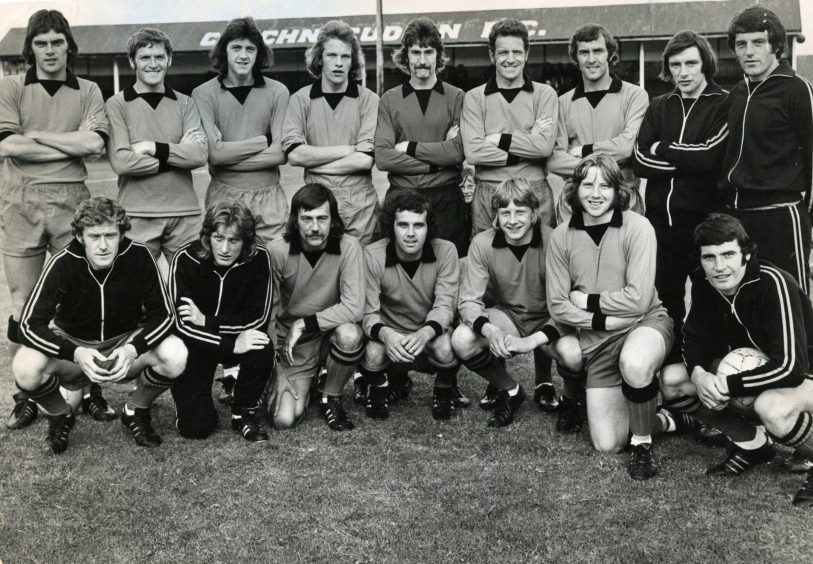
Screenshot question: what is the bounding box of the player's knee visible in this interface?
[334,323,364,351]
[429,333,456,365]
[753,390,793,429]
[176,408,218,439]
[273,409,300,430]
[619,354,656,388]
[363,341,388,371]
[556,338,583,371]
[12,347,48,390]
[451,325,479,359]
[592,435,625,454]
[659,363,691,401]
[156,336,187,377]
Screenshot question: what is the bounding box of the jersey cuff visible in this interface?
[540,325,560,344]
[654,142,669,158]
[498,134,512,152]
[304,315,320,333]
[473,316,489,337]
[429,164,439,174]
[94,130,109,145]
[361,150,375,159]
[581,144,594,157]
[0,130,16,143]
[370,323,385,341]
[154,142,169,163]
[591,313,607,331]
[424,321,442,338]
[586,294,601,313]
[59,340,78,362]
[406,142,418,157]
[265,133,273,146]
[505,153,521,166]
[284,142,303,157]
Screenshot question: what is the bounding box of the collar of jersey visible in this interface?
[217,75,265,90]
[310,80,360,99]
[287,233,342,255]
[484,72,534,96]
[568,208,623,230]
[402,79,445,98]
[572,75,622,101]
[123,85,177,102]
[384,238,437,267]
[491,221,542,248]
[24,66,79,90]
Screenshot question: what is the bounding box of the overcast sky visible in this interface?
[1,0,811,53]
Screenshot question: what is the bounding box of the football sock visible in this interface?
[655,410,676,434]
[557,365,586,400]
[21,375,70,416]
[733,426,769,450]
[322,343,364,396]
[507,384,520,397]
[533,349,552,386]
[462,349,514,390]
[665,396,758,442]
[434,367,456,389]
[622,379,659,437]
[630,434,652,446]
[128,366,174,409]
[359,365,386,387]
[772,412,813,458]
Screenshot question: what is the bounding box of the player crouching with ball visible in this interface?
[661,213,813,506]
[13,197,187,454]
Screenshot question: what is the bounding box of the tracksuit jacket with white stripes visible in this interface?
[168,242,272,356]
[682,258,813,397]
[19,237,173,361]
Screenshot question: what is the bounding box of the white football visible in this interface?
[716,347,769,413]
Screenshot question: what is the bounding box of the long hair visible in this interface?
[197,201,258,262]
[284,184,345,243]
[378,189,436,242]
[488,18,529,53]
[305,20,365,82]
[727,6,786,57]
[72,197,131,237]
[391,17,448,75]
[693,213,756,259]
[23,10,78,65]
[568,24,619,66]
[209,17,272,80]
[659,30,718,83]
[127,28,172,61]
[565,154,629,213]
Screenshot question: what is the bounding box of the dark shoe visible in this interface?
[792,469,813,507]
[121,407,162,447]
[658,407,698,435]
[556,395,583,434]
[534,383,559,412]
[319,396,354,431]
[386,376,413,406]
[487,386,526,428]
[353,372,368,405]
[432,387,455,421]
[7,393,38,430]
[365,385,389,420]
[45,413,76,455]
[629,443,658,480]
[450,385,471,409]
[231,409,269,442]
[81,383,117,421]
[478,384,499,410]
[782,451,813,474]
[216,375,236,404]
[706,442,776,476]
[695,423,731,447]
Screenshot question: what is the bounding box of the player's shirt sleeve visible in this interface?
[461,89,510,167]
[105,96,161,176]
[132,245,174,356]
[658,99,730,175]
[374,92,432,175]
[266,244,286,349]
[632,101,676,178]
[210,250,272,334]
[457,235,491,327]
[499,85,558,160]
[314,239,366,330]
[165,96,208,169]
[591,86,648,163]
[545,227,596,328]
[412,88,466,167]
[82,82,109,143]
[281,89,308,155]
[681,270,726,374]
[787,78,813,212]
[355,89,379,156]
[547,97,581,177]
[425,242,459,332]
[192,86,267,166]
[0,77,22,141]
[362,246,386,338]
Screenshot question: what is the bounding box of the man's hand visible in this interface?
[234,329,270,355]
[78,114,98,132]
[505,333,546,355]
[380,327,415,363]
[691,366,730,410]
[102,343,138,382]
[531,116,553,135]
[178,297,205,326]
[484,133,502,146]
[181,129,207,145]
[73,346,113,382]
[569,290,588,311]
[482,323,512,359]
[568,145,583,158]
[604,315,643,331]
[400,327,435,359]
[394,141,409,153]
[283,319,306,365]
[446,124,460,140]
[130,141,156,155]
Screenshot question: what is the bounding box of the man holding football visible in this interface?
[662,213,813,506]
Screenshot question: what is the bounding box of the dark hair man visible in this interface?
[717,6,813,295]
[267,183,365,431]
[361,189,461,420]
[549,24,648,221]
[633,30,730,368]
[452,178,583,428]
[374,17,467,256]
[282,20,380,246]
[662,213,813,507]
[168,201,274,442]
[13,197,187,454]
[106,27,208,265]
[547,155,674,480]
[0,9,112,429]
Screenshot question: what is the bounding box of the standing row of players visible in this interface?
[1,5,813,506]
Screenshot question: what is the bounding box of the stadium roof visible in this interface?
[0,0,802,57]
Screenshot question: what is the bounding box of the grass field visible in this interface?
[1,161,812,563]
